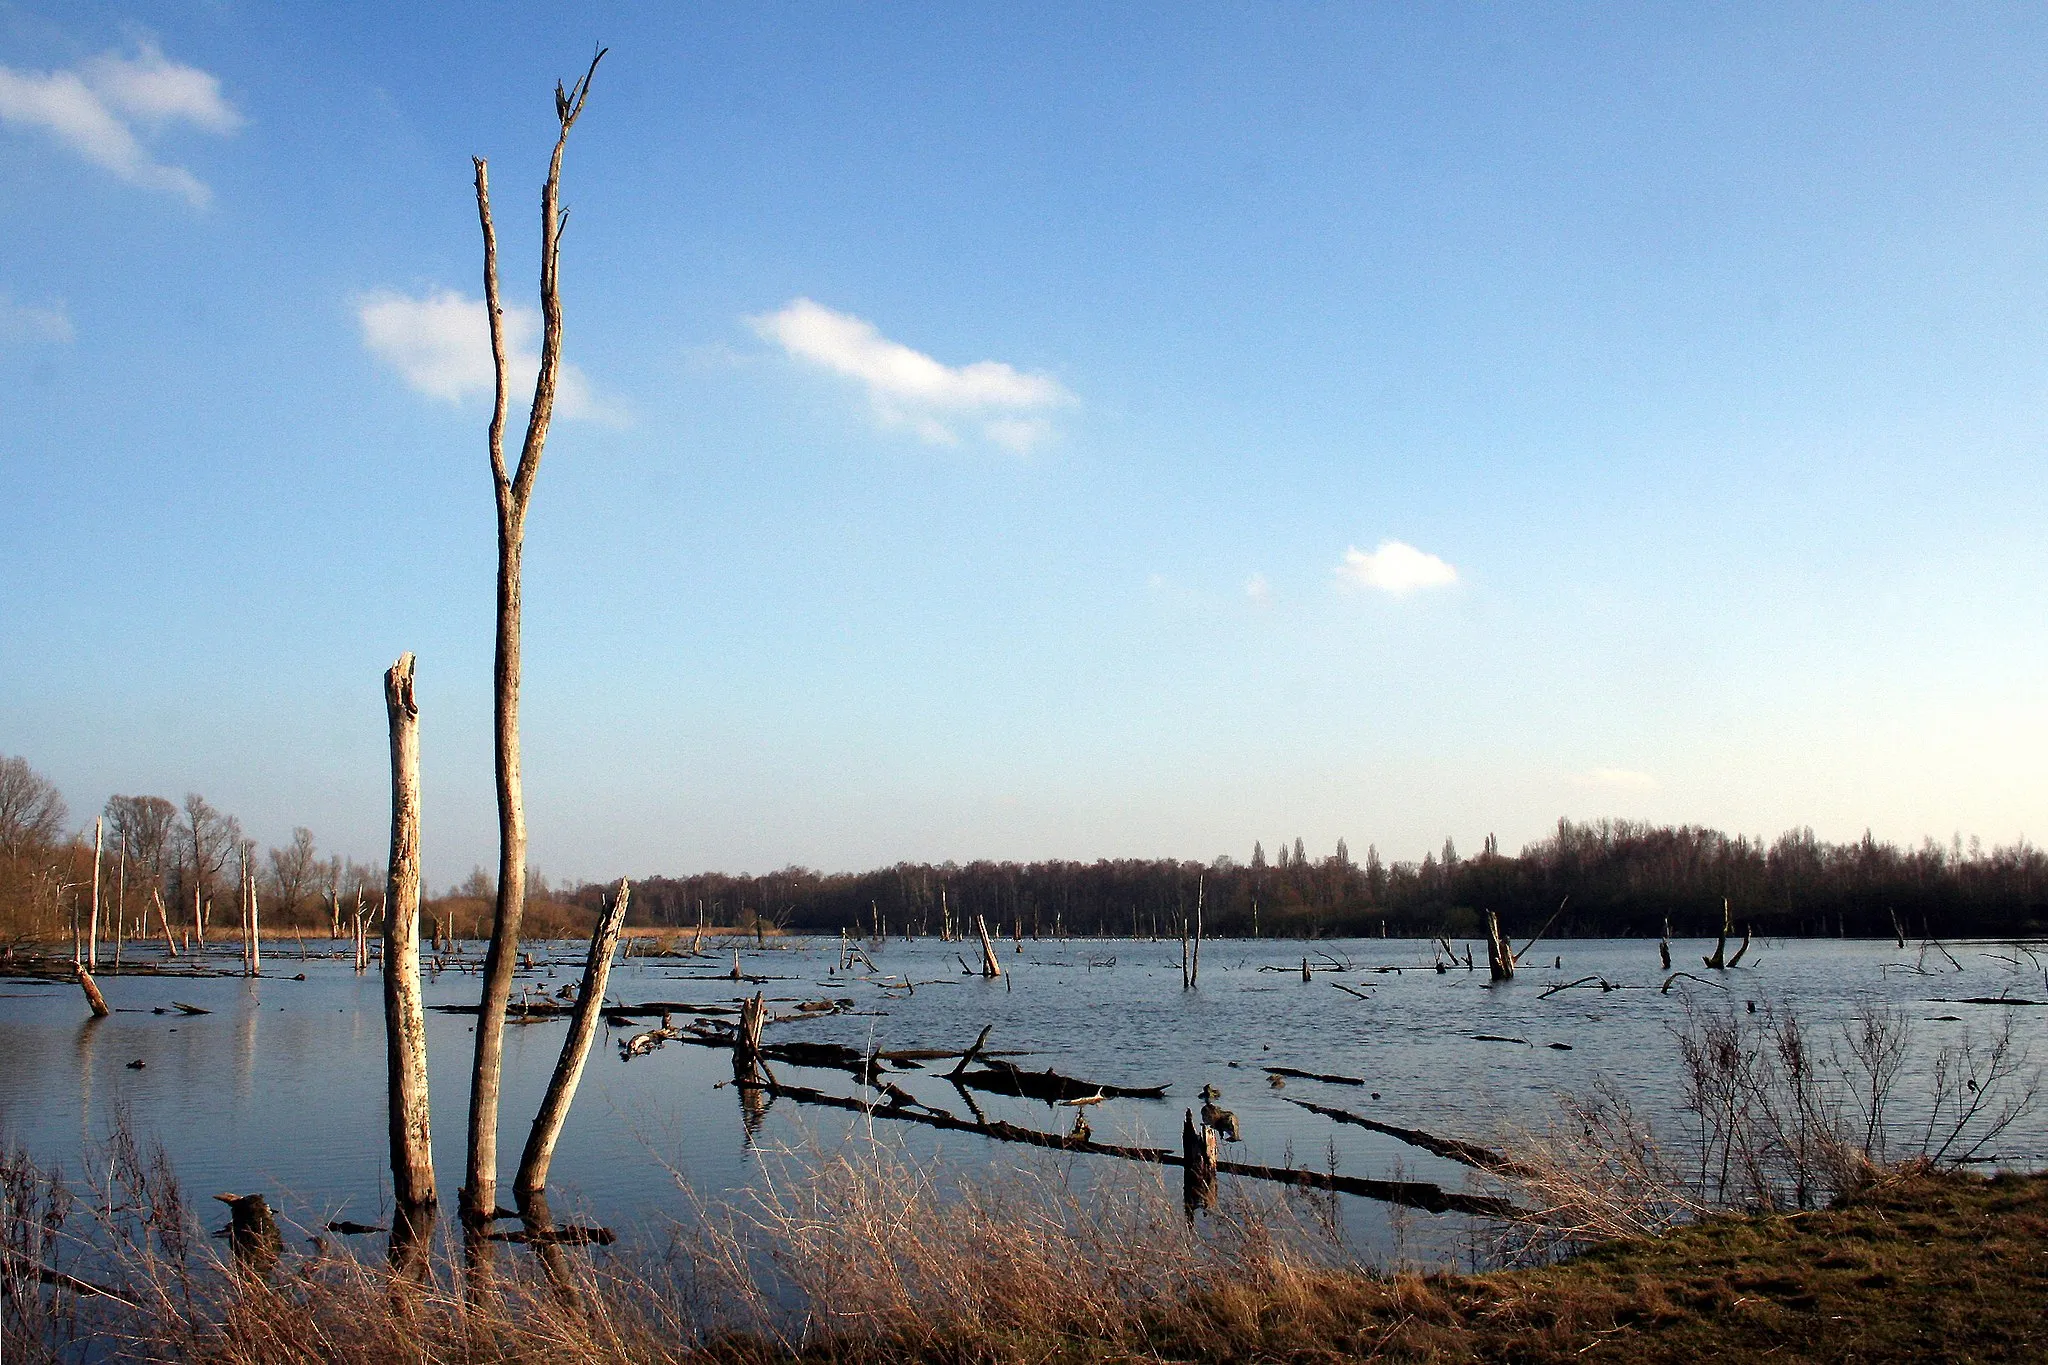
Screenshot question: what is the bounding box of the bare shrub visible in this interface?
[1491,994,2041,1261]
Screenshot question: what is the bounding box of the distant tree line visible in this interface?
[9,748,2044,944]
[572,820,2048,942]
[0,752,385,944]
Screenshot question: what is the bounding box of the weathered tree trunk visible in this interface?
[1192,874,1203,986]
[88,817,102,970]
[383,653,436,1211]
[77,965,110,1019]
[1182,1108,1218,1211]
[1485,911,1515,981]
[113,846,126,972]
[463,51,604,1228]
[248,868,260,977]
[152,887,177,956]
[975,913,1002,977]
[1704,898,1731,970]
[515,879,631,1203]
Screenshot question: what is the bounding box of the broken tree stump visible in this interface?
[77,965,110,1019]
[382,652,436,1211]
[1705,898,1732,969]
[1182,1108,1218,1211]
[1485,911,1515,981]
[976,913,1002,978]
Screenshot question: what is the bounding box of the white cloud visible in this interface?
[1244,572,1272,604]
[1336,540,1459,595]
[750,297,1074,451]
[1571,767,1659,792]
[0,41,239,206]
[356,287,622,425]
[0,292,74,343]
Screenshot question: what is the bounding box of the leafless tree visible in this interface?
[104,795,177,889]
[0,756,67,858]
[267,826,321,921]
[461,47,606,1227]
[176,793,243,934]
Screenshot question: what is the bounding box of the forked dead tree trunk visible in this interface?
[462,49,606,1227]
[1705,898,1731,970]
[383,653,435,1211]
[516,879,631,1205]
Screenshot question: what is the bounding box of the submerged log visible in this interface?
[1283,1096,1529,1175]
[1262,1065,1366,1086]
[953,1057,1168,1102]
[748,1074,1520,1217]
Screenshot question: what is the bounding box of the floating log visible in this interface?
[1283,1096,1528,1175]
[954,1058,1168,1102]
[327,1219,388,1235]
[1262,1065,1365,1087]
[171,1000,210,1015]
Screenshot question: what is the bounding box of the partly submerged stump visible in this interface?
[1485,911,1515,981]
[77,966,110,1019]
[1705,898,1733,970]
[1182,1108,1218,1212]
[216,1193,282,1274]
[975,913,1002,978]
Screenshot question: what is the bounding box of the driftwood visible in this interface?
[1662,971,1729,993]
[1263,1065,1366,1086]
[0,1247,135,1306]
[1284,1096,1529,1175]
[1537,975,1609,999]
[1330,980,1371,1001]
[954,1058,1168,1102]
[743,1075,1518,1217]
[170,1000,210,1015]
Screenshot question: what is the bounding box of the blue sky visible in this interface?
[4,4,2047,886]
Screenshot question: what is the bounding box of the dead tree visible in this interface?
[383,653,435,1211]
[975,913,1002,977]
[462,49,606,1228]
[1485,910,1515,981]
[77,965,110,1019]
[1704,898,1732,969]
[88,817,101,970]
[1182,1108,1217,1211]
[515,879,632,1207]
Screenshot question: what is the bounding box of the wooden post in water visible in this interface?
[1182,1108,1217,1211]
[1180,919,1190,989]
[975,914,1002,977]
[1191,874,1203,987]
[516,879,631,1204]
[88,817,102,970]
[383,653,436,1212]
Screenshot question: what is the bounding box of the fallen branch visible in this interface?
[1283,1096,1530,1175]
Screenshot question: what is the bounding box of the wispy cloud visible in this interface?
[1570,767,1658,792]
[0,292,74,344]
[1244,572,1272,605]
[751,297,1074,451]
[356,287,623,425]
[0,41,239,206]
[1336,540,1459,595]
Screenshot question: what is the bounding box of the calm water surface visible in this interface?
[4,935,2044,1258]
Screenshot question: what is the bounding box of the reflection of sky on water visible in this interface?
[3,936,2045,1261]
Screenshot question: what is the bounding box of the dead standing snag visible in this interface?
[462,47,606,1228]
[383,653,435,1211]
